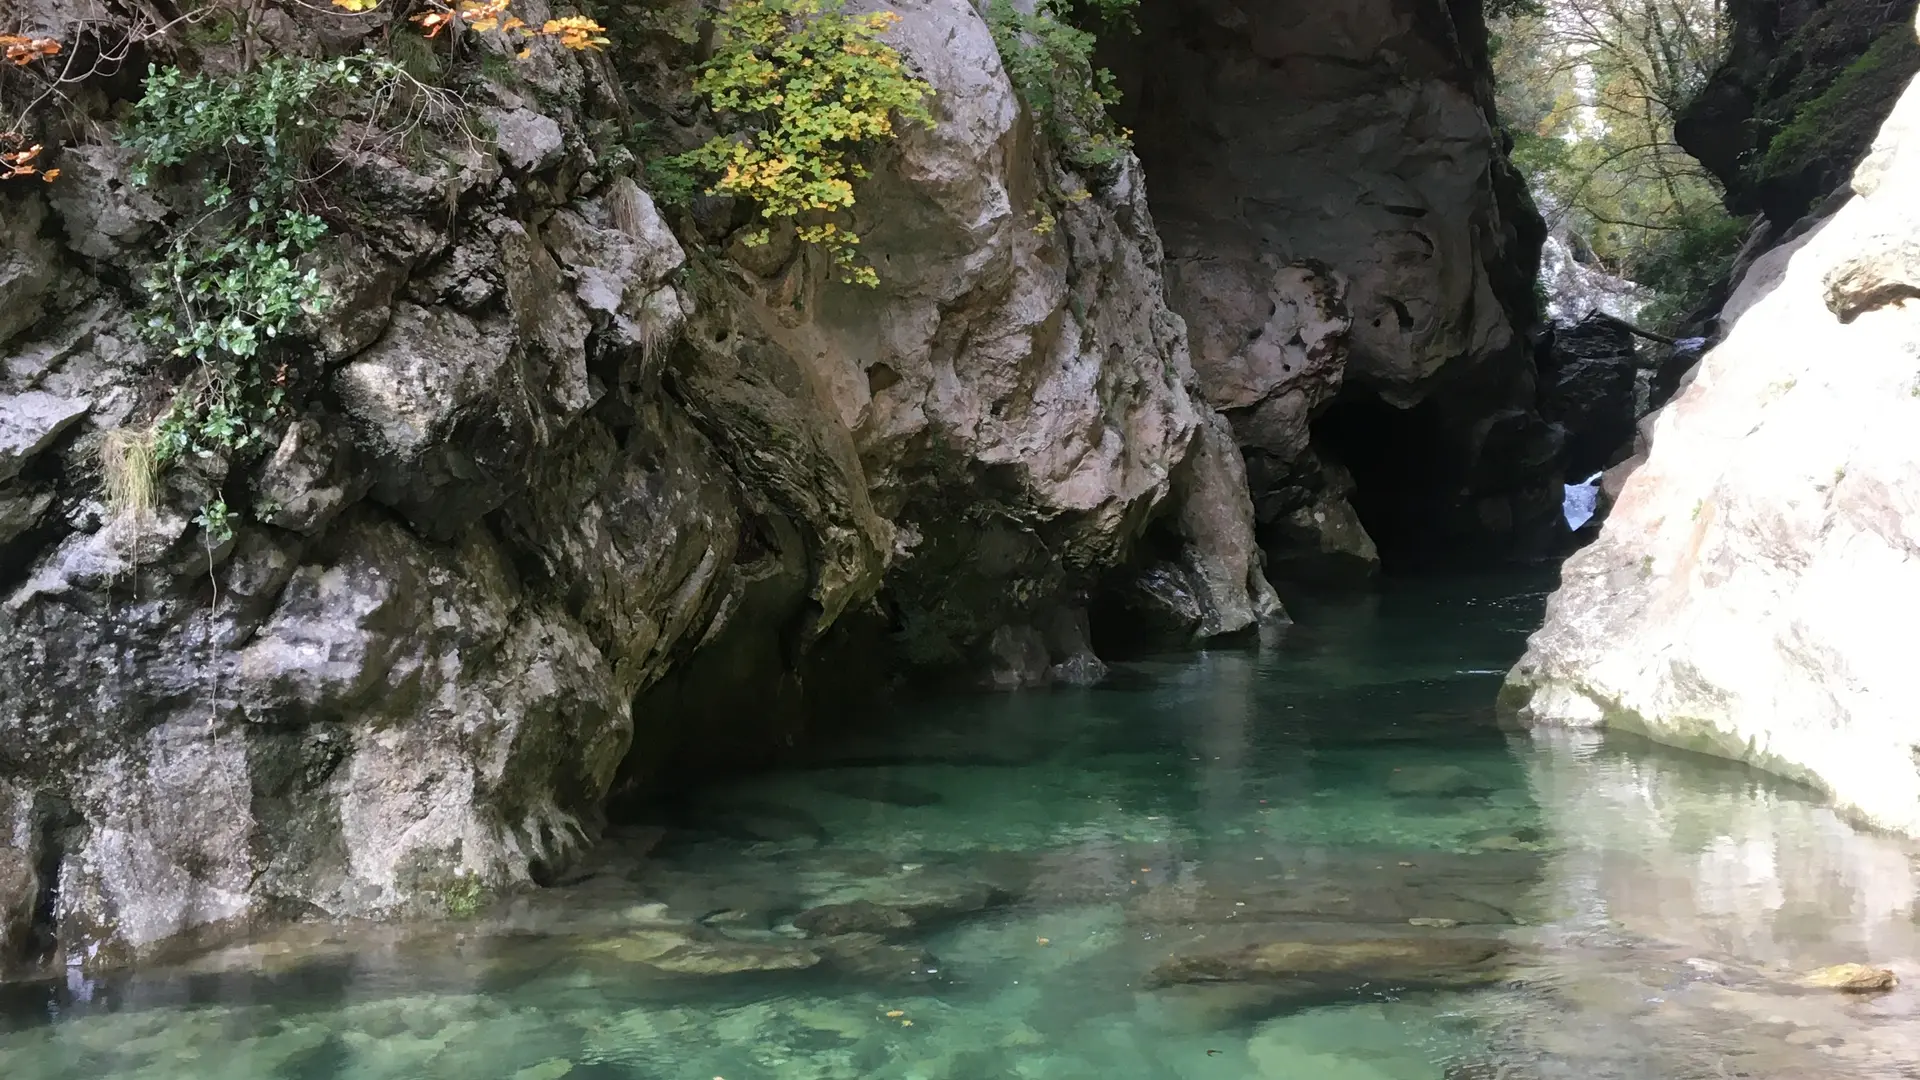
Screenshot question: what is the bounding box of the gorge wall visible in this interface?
[1108,0,1559,575]
[0,0,1559,972]
[1508,8,1920,837]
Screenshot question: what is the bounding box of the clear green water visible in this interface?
[5,575,1920,1079]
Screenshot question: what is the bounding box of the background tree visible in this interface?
[1493,0,1745,328]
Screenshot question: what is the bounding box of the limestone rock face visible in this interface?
[675,0,1264,672]
[0,0,1281,971]
[1506,54,1920,837]
[1112,0,1561,571]
[0,843,35,964]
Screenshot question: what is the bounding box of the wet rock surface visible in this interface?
[1536,313,1640,477]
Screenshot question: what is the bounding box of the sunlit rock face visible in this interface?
[1508,40,1920,837]
[1109,0,1564,571]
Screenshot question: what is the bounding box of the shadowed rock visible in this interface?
[1146,930,1508,990]
[793,900,917,938]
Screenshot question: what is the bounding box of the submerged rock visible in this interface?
[1801,963,1897,993]
[1145,929,1509,992]
[851,867,1009,926]
[1386,765,1498,798]
[812,933,941,984]
[583,927,821,977]
[812,773,945,809]
[1126,851,1535,930]
[793,901,917,938]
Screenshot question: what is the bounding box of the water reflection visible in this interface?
[1498,727,1920,1078]
[1528,726,1919,967]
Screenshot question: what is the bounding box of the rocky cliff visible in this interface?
[0,0,1557,972]
[1677,0,1919,228]
[1109,0,1559,575]
[1507,15,1920,836]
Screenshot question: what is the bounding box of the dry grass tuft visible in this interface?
[100,427,159,522]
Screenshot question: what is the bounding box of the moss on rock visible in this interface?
[1759,24,1920,196]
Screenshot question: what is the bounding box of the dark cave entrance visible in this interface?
[1311,394,1458,575]
[1310,384,1570,575]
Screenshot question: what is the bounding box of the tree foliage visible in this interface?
[984,0,1137,173]
[1,33,64,179]
[1,1,606,185]
[665,0,934,287]
[1493,0,1744,328]
[353,0,611,54]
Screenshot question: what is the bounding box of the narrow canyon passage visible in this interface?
[5,0,1920,1072]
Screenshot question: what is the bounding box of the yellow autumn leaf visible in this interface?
[328,0,382,11]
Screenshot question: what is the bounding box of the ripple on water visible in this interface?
[3,576,1918,1079]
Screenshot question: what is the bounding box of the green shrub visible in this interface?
[985,0,1136,172]
[128,55,404,469]
[439,875,490,919]
[666,0,935,286]
[1633,204,1750,332]
[1760,25,1920,185]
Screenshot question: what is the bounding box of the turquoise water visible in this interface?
[5,575,1920,1079]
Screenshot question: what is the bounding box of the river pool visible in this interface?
[3,575,1917,1079]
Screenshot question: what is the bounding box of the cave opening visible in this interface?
[1309,394,1459,575]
